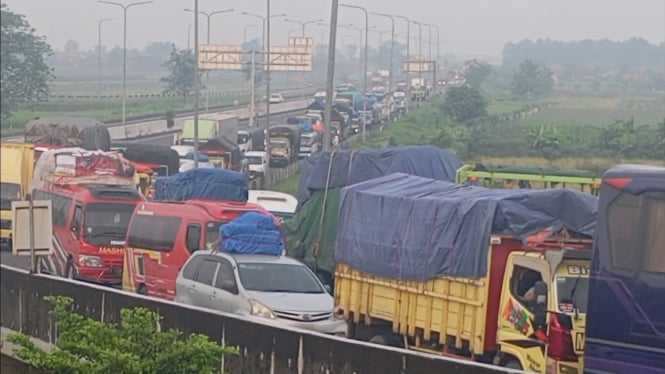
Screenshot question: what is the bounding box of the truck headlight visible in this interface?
[78,255,104,268]
[249,299,276,319]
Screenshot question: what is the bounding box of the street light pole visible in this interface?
[322,0,339,152]
[243,24,257,45]
[340,4,368,141]
[372,13,395,92]
[412,20,423,88]
[98,1,153,126]
[242,12,286,52]
[394,15,410,112]
[184,8,234,45]
[187,23,193,50]
[193,0,200,168]
[97,18,113,96]
[284,18,324,37]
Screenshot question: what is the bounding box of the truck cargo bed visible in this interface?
[336,264,490,355]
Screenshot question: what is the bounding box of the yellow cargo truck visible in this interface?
[0,143,35,246]
[333,173,597,374]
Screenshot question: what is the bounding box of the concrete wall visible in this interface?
[1,266,518,374]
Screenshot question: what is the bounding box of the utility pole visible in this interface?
[97,18,113,96]
[322,0,339,152]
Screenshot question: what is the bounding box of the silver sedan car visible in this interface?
[175,250,348,336]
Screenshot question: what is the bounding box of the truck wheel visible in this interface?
[502,359,523,370]
[137,285,148,295]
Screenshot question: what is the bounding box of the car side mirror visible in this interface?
[534,281,548,305]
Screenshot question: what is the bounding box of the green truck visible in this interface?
[456,163,601,196]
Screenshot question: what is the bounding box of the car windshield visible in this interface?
[237,262,324,293]
[83,203,137,246]
[246,156,262,164]
[270,94,281,99]
[270,139,288,147]
[555,276,589,314]
[300,135,314,145]
[0,182,21,209]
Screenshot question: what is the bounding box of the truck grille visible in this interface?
[0,219,11,229]
[273,310,331,322]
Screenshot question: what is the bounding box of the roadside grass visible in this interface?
[1,95,249,133]
[270,173,300,197]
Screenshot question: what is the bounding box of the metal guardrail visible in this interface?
[1,87,320,140]
[0,265,520,374]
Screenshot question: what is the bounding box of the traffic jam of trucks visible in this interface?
[1,80,663,373]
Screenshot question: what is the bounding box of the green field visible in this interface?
[513,95,664,127]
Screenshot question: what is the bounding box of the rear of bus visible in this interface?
[584,165,665,374]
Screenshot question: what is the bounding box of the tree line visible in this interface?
[502,38,665,71]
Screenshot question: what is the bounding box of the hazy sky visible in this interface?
[5,0,665,59]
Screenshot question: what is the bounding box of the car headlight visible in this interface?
[78,255,104,268]
[249,299,276,319]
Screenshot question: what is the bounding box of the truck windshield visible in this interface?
[555,276,589,314]
[237,134,249,144]
[0,182,21,209]
[83,203,137,246]
[237,263,324,293]
[246,156,263,165]
[270,139,288,147]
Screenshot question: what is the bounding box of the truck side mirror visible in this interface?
[534,281,548,305]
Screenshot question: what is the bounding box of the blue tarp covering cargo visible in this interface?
[296,146,463,206]
[219,212,283,255]
[335,173,598,281]
[153,168,248,202]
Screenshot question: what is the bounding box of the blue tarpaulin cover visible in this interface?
[153,168,248,202]
[219,212,283,255]
[296,146,462,206]
[335,173,598,281]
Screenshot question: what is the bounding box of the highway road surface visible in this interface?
[0,248,29,270]
[114,110,302,147]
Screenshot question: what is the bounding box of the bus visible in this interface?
[584,164,665,374]
[32,148,145,286]
[456,164,601,195]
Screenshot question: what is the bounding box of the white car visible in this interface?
[268,93,284,104]
[175,250,348,336]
